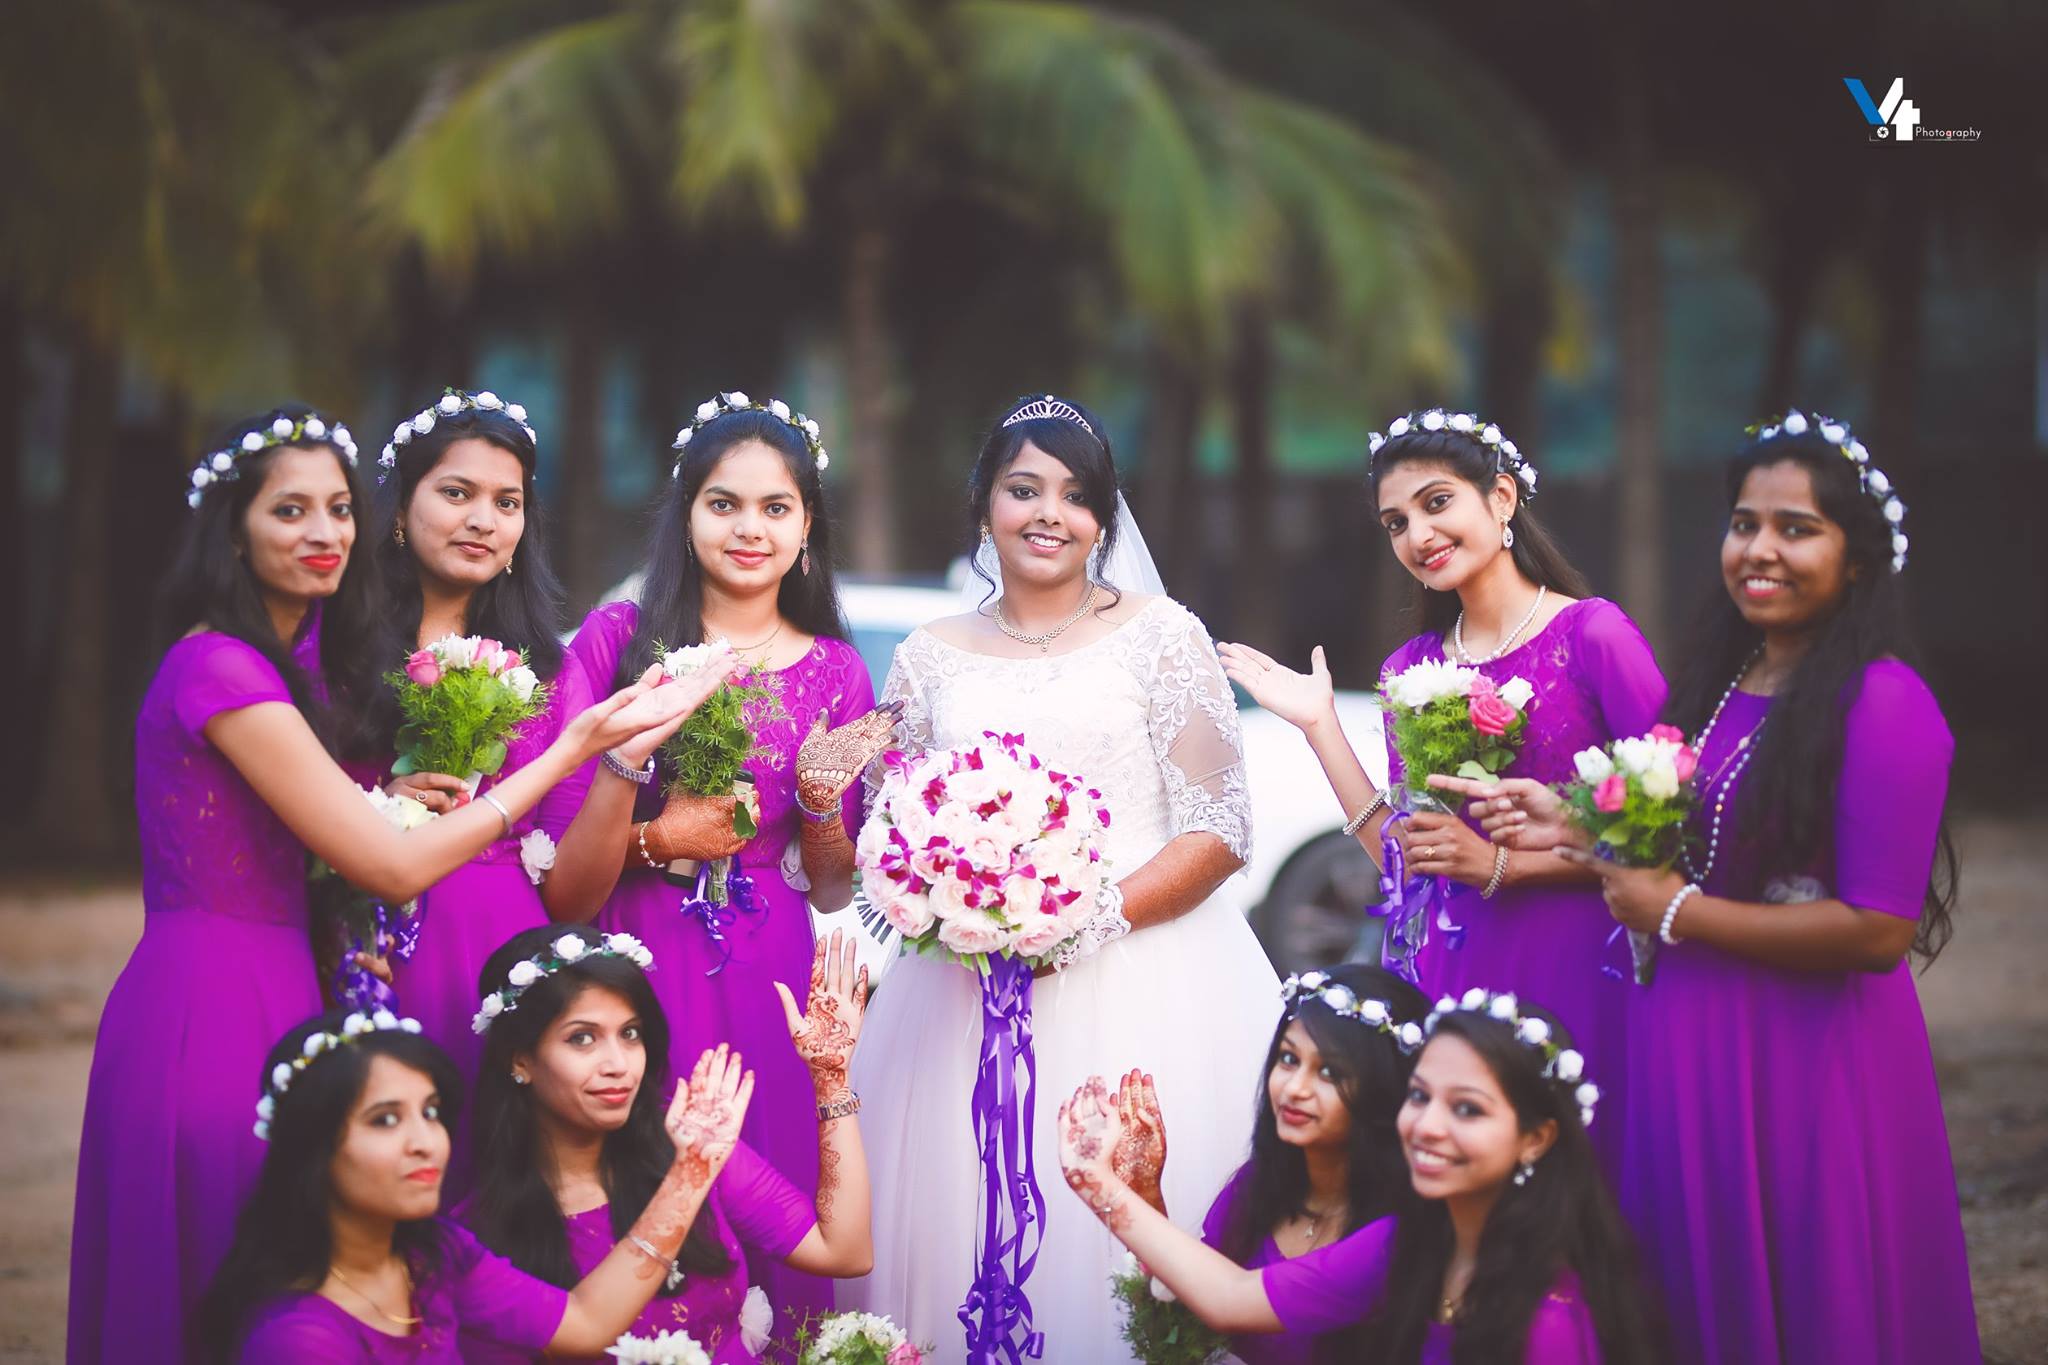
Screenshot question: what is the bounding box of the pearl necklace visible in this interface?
[1681,648,1766,887]
[1452,585,1547,665]
[994,582,1100,654]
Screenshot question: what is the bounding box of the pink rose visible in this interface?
[887,1347,925,1365]
[1467,673,1498,698]
[1673,745,1698,783]
[1649,723,1686,745]
[1468,692,1516,737]
[404,649,441,687]
[501,649,522,671]
[1594,773,1627,813]
[477,638,502,657]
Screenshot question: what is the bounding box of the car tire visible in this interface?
[1249,831,1385,975]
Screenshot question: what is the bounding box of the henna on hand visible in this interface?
[1111,1069,1167,1215]
[1057,1077,1133,1230]
[776,931,869,1099]
[640,791,750,864]
[795,701,905,814]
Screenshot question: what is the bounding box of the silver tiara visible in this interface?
[1002,395,1094,437]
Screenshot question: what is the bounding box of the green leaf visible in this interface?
[391,753,418,776]
[733,801,758,839]
[476,738,508,775]
[1454,759,1491,782]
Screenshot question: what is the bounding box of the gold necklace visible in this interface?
[708,619,783,663]
[329,1262,422,1328]
[994,582,1100,654]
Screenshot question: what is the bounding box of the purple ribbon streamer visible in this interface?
[677,862,768,976]
[957,954,1047,1363]
[334,903,402,1012]
[1372,810,1465,986]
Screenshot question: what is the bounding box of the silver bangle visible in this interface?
[628,1234,684,1291]
[1343,791,1389,837]
[602,748,657,786]
[794,788,840,823]
[1660,882,1701,946]
[479,792,513,836]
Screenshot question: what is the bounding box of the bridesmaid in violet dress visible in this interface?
[363,389,615,1094]
[1222,409,1665,1157]
[564,394,897,1335]
[67,406,732,1364]
[1455,415,1979,1363]
[194,1009,753,1361]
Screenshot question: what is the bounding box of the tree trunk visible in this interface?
[1870,188,1928,468]
[1611,48,1667,651]
[1140,341,1203,595]
[1479,265,1550,457]
[842,206,899,575]
[31,334,121,855]
[1755,204,1826,416]
[556,300,606,611]
[1229,303,1275,643]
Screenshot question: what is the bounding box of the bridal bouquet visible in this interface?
[1559,725,1701,985]
[1376,659,1534,809]
[388,634,547,788]
[858,730,1118,1361]
[310,785,437,1010]
[791,1310,928,1365]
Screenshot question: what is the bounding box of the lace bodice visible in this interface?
[874,596,1252,874]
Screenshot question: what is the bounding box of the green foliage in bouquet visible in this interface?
[1110,1259,1232,1365]
[1383,693,1525,798]
[386,665,548,779]
[1561,778,1696,868]
[654,645,784,838]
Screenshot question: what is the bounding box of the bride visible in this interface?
[843,394,1281,1362]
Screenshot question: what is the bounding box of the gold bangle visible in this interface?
[1481,845,1510,899]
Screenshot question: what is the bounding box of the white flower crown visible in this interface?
[379,389,535,483]
[1281,971,1425,1051]
[672,391,828,475]
[1747,410,1908,572]
[254,1008,423,1140]
[1002,394,1096,437]
[187,411,359,510]
[1368,409,1539,500]
[472,931,655,1035]
[1425,988,1600,1128]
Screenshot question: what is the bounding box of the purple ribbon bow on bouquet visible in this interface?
[1373,809,1465,987]
[957,953,1047,1364]
[333,902,421,1012]
[677,862,766,975]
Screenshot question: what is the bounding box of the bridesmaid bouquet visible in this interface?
[1110,1253,1231,1365]
[388,633,547,789]
[1558,725,1701,985]
[650,640,782,925]
[858,730,1117,1360]
[1376,659,1533,811]
[309,786,437,1009]
[791,1310,929,1365]
[605,1329,710,1365]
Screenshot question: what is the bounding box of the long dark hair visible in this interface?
[153,402,382,753]
[193,1012,462,1361]
[615,405,848,689]
[1367,426,1591,635]
[369,395,568,722]
[465,926,729,1288]
[1354,1008,1660,1365]
[964,394,1125,610]
[1662,433,1958,961]
[1220,964,1427,1263]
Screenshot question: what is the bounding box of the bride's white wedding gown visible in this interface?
[842,597,1281,1363]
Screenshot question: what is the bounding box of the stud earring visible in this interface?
[1512,1161,1535,1187]
[512,1072,529,1086]
[1501,520,1516,550]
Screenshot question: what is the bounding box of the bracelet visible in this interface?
[479,792,513,836]
[794,786,841,824]
[1660,882,1702,945]
[634,822,663,871]
[1480,845,1510,899]
[818,1090,861,1122]
[602,749,657,786]
[628,1234,684,1292]
[1343,791,1389,838]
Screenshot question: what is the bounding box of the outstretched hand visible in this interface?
[582,653,742,763]
[1058,1076,1130,1225]
[665,1044,754,1188]
[796,701,906,816]
[774,930,870,1099]
[1217,643,1337,732]
[1425,774,1586,853]
[1111,1069,1167,1215]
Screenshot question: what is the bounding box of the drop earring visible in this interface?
[1513,1161,1535,1187]
[504,555,514,577]
[394,525,407,547]
[800,538,812,576]
[1501,520,1516,550]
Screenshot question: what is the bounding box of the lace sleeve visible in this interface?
[864,634,936,806]
[1141,602,1252,862]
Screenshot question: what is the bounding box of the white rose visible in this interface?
[508,960,542,988]
[341,1012,369,1036]
[371,1008,398,1030]
[1367,432,1385,454]
[1497,676,1535,711]
[191,467,212,488]
[1460,987,1488,1010]
[302,1033,326,1058]
[1481,423,1503,445]
[333,425,354,450]
[412,412,436,435]
[696,400,719,422]
[1781,410,1808,435]
[1397,1021,1424,1049]
[1487,992,1518,1020]
[1575,1082,1601,1109]
[503,665,540,703]
[507,403,527,423]
[1516,1016,1551,1045]
[481,993,505,1018]
[438,394,462,414]
[400,1018,422,1033]
[303,417,326,439]
[768,399,790,420]
[186,488,202,508]
[724,390,750,408]
[1893,532,1908,556]
[553,933,587,961]
[1388,416,1410,437]
[1519,465,1538,491]
[241,431,265,452]
[271,1062,294,1091]
[1883,498,1905,524]
[1448,412,1474,432]
[256,1094,275,1121]
[1846,439,1869,464]
[1361,998,1390,1025]
[671,427,692,449]
[1641,754,1680,800]
[432,634,477,669]
[475,391,502,409]
[739,1286,773,1354]
[1572,746,1615,785]
[1421,410,1445,431]
[1611,737,1655,776]
[1819,421,1846,445]
[816,450,830,471]
[519,830,557,885]
[1868,470,1890,496]
[393,422,413,445]
[802,417,821,438]
[269,416,293,438]
[1554,1049,1584,1082]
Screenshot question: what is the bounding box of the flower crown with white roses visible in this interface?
[187,411,359,510]
[1425,988,1600,1128]
[672,391,828,475]
[253,1008,424,1140]
[1744,410,1908,572]
[1368,409,1539,502]
[472,931,656,1035]
[379,389,536,483]
[1281,971,1425,1051]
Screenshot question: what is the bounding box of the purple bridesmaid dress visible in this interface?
[68,635,327,1362]
[569,602,872,1336]
[1618,660,1979,1363]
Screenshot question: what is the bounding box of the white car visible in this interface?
[836,579,1390,973]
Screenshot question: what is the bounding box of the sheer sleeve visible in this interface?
[173,635,293,736]
[440,1220,571,1350]
[235,1299,362,1361]
[717,1139,819,1260]
[1140,602,1252,862]
[1834,660,1952,920]
[823,640,880,831]
[1576,599,1668,740]
[1261,1215,1395,1332]
[865,634,937,806]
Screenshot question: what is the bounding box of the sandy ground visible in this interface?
[1,817,2044,1363]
